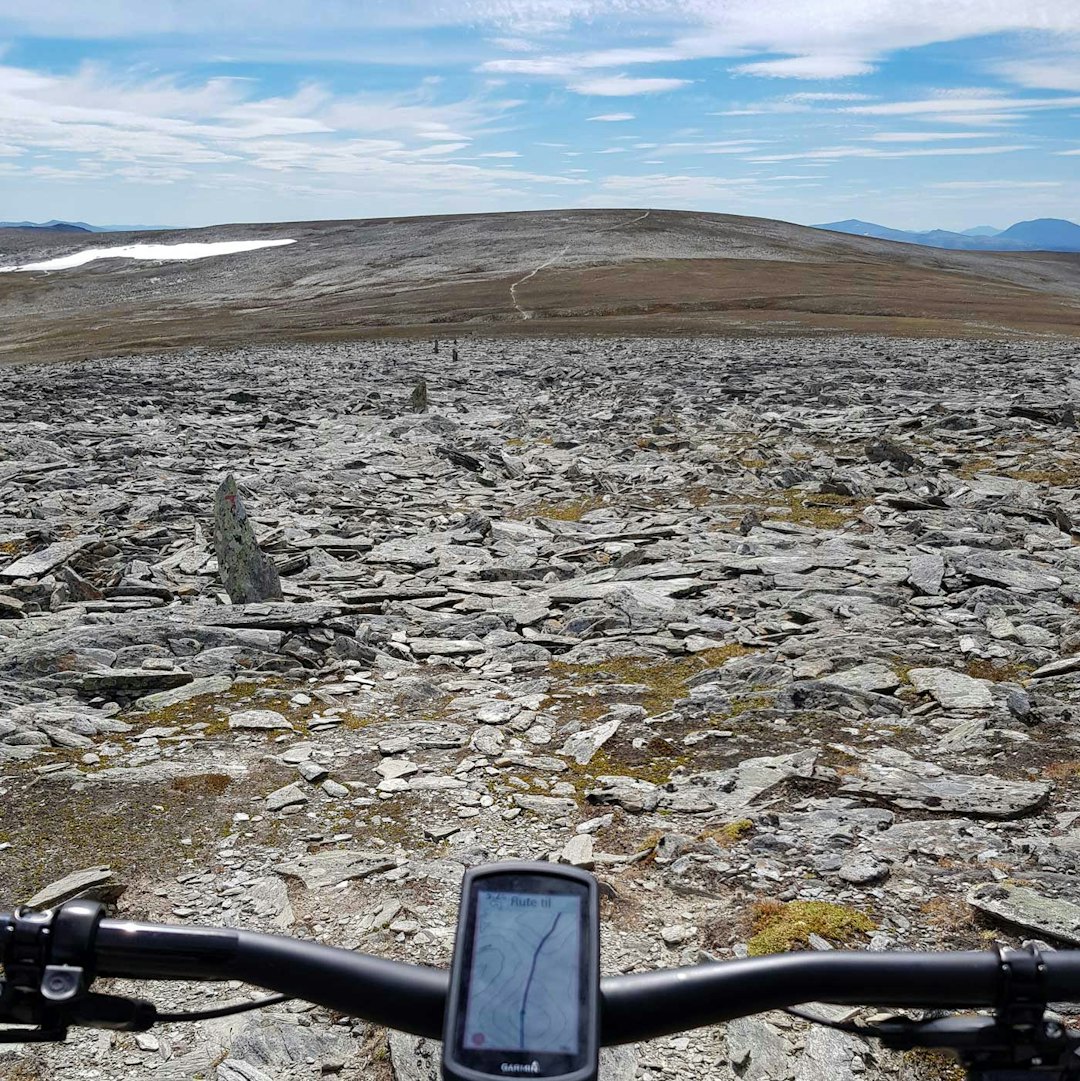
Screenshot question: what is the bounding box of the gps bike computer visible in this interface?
[442,862,600,1081]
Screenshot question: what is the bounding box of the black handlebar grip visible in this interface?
[14,910,1080,1046]
[598,951,1005,1045]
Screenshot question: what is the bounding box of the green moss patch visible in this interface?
[551,644,757,717]
[747,899,876,956]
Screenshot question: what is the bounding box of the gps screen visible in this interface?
[462,889,581,1055]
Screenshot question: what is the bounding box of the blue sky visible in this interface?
[0,1,1077,229]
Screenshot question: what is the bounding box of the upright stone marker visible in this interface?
[410,377,429,414]
[213,474,283,604]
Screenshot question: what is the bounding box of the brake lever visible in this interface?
[1,903,158,1042]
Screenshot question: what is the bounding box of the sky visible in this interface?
[0,1,1077,230]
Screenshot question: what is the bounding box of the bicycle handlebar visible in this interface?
[7,908,1080,1045]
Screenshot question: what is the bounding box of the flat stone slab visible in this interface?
[265,782,309,810]
[909,551,945,595]
[134,674,234,712]
[81,669,194,695]
[830,748,1049,818]
[825,662,901,694]
[27,865,121,908]
[956,553,1062,593]
[967,883,1080,945]
[1031,657,1080,679]
[409,637,486,657]
[190,602,346,629]
[229,709,293,731]
[275,850,397,889]
[0,535,100,580]
[908,667,993,709]
[560,718,622,765]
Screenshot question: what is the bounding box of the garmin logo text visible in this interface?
[499,1063,540,1075]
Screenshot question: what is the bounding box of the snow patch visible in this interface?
[0,238,296,273]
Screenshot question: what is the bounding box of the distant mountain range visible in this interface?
[0,219,168,232]
[814,217,1080,253]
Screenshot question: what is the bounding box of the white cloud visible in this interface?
[568,75,690,96]
[845,90,1080,120]
[0,58,596,209]
[928,180,1063,189]
[747,143,1031,162]
[864,131,996,142]
[587,112,635,121]
[997,53,1080,92]
[598,171,763,204]
[787,92,874,102]
[1058,148,1080,155]
[476,149,521,157]
[732,55,874,79]
[489,36,537,52]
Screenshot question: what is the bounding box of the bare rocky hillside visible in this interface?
[4,334,1080,1079]
[2,209,1079,363]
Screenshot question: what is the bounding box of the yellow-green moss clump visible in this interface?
[768,491,868,530]
[512,496,607,522]
[552,644,757,717]
[129,678,330,738]
[747,900,876,956]
[963,658,1033,684]
[699,819,753,846]
[903,1049,968,1081]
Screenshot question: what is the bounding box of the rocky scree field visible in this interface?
[3,335,1080,1079]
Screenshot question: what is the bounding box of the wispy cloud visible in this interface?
[787,92,874,102]
[747,144,1031,163]
[732,55,874,79]
[569,75,690,96]
[864,131,996,142]
[928,180,1062,189]
[996,53,1080,93]
[587,112,635,121]
[845,89,1080,121]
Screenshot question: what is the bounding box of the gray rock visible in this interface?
[907,667,993,709]
[0,535,100,580]
[726,1016,791,1081]
[217,1060,275,1081]
[1031,657,1080,679]
[264,782,309,811]
[825,662,901,694]
[275,850,397,888]
[908,550,945,595]
[586,776,660,814]
[27,865,122,908]
[967,883,1080,945]
[410,637,486,658]
[134,674,234,712]
[830,748,1049,818]
[837,853,890,885]
[514,793,578,816]
[212,474,283,604]
[229,709,293,731]
[246,876,295,929]
[561,833,595,868]
[80,668,193,696]
[560,718,621,765]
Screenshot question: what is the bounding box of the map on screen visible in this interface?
[463,890,581,1054]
